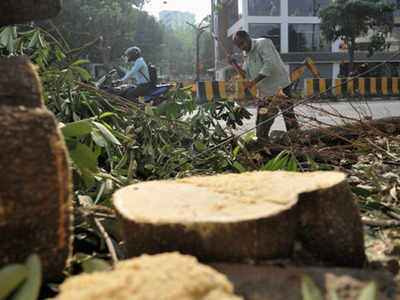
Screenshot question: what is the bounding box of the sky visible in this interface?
[143,0,211,22]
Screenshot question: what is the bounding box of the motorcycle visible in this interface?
[95,67,174,106]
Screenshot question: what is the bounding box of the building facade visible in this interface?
[213,0,400,90]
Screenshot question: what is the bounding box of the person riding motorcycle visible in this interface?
[119,46,154,98]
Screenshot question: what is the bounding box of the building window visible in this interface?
[249,23,281,51]
[225,0,239,28]
[288,0,331,16]
[248,0,280,16]
[289,24,330,52]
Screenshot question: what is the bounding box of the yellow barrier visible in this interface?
[195,80,257,102]
[305,77,400,98]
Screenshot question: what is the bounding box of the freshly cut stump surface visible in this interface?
[0,106,72,279]
[55,252,242,300]
[114,171,365,267]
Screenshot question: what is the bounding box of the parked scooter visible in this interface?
[95,67,173,106]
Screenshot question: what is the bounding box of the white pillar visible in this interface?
[281,23,289,53]
[281,0,289,53]
[243,0,248,17]
[281,0,288,16]
[332,63,340,79]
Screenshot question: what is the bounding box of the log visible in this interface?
[0,0,62,26]
[0,57,44,108]
[212,263,398,300]
[0,57,71,278]
[114,171,365,267]
[0,106,72,279]
[55,252,242,300]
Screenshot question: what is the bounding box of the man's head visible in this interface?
[124,46,141,62]
[233,30,252,52]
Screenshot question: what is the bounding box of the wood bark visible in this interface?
[0,0,62,26]
[0,57,72,279]
[0,57,44,108]
[114,171,365,267]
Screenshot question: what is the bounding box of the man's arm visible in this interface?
[121,59,142,81]
[228,56,247,79]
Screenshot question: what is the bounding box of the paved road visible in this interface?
[236,100,400,134]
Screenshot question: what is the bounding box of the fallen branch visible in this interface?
[288,117,400,146]
[94,218,118,265]
[362,217,400,227]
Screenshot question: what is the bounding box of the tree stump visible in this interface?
[114,171,366,267]
[55,252,242,300]
[0,57,72,279]
[0,0,62,26]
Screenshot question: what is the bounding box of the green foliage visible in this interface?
[160,15,213,80]
[0,24,251,202]
[0,254,42,300]
[262,150,299,172]
[50,0,163,66]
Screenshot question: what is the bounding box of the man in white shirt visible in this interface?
[232,30,299,142]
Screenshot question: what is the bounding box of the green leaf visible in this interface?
[61,119,93,138]
[351,186,372,198]
[69,143,99,173]
[0,26,17,53]
[28,31,39,49]
[91,129,108,147]
[357,282,377,300]
[81,258,111,274]
[71,66,91,81]
[194,141,207,152]
[71,59,90,66]
[92,121,121,146]
[232,145,241,158]
[99,112,116,119]
[11,254,42,300]
[232,161,246,173]
[55,46,66,61]
[301,276,324,300]
[287,155,299,172]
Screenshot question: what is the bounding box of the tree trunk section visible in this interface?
[0,57,72,279]
[114,171,365,267]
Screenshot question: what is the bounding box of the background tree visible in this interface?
[319,0,395,75]
[160,19,213,81]
[50,0,163,67]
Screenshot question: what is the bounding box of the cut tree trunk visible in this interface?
[212,263,397,300]
[0,57,72,279]
[0,0,62,26]
[0,57,44,108]
[114,171,365,267]
[55,253,242,300]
